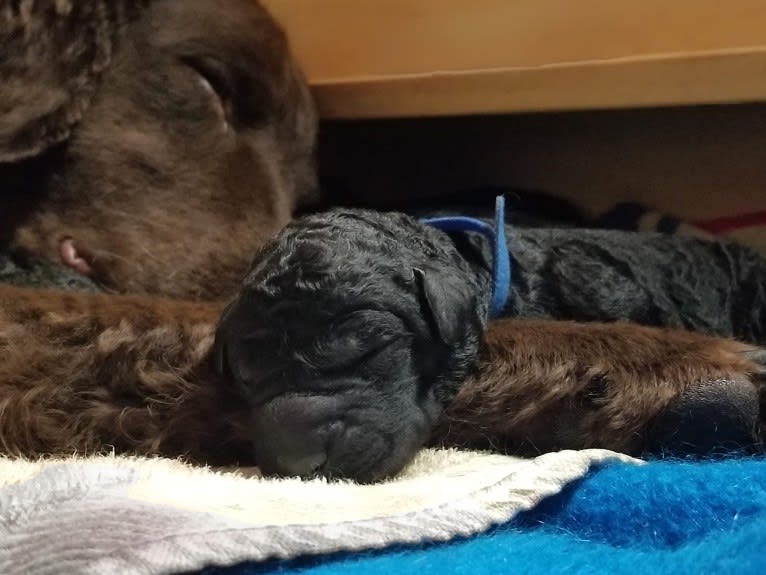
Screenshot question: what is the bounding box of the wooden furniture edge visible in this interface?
[312,47,766,119]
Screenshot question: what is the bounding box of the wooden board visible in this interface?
[263,0,766,118]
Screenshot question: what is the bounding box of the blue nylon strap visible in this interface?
[420,196,511,319]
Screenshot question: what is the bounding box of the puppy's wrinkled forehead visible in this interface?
[220,210,448,395]
[243,210,458,296]
[217,207,488,411]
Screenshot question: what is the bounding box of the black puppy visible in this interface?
[215,209,766,481]
[216,211,487,481]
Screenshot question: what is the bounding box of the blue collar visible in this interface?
[420,196,510,319]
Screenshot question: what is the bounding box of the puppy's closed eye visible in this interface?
[304,311,409,372]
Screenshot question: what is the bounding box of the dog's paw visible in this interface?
[741,347,766,380]
[646,375,762,458]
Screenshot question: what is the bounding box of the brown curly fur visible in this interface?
[0,284,252,464]
[2,282,763,464]
[437,319,765,456]
[0,1,762,469]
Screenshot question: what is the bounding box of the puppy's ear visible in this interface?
[212,299,238,380]
[0,1,140,162]
[413,267,477,346]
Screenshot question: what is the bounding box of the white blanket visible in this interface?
[0,448,637,575]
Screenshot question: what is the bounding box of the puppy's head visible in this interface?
[7,0,317,299]
[215,210,489,482]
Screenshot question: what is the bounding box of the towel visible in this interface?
[0,448,634,575]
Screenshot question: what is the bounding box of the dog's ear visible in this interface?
[0,1,141,162]
[413,266,478,346]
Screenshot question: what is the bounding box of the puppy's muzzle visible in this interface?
[250,396,343,478]
[250,393,412,482]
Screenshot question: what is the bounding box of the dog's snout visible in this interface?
[252,398,346,478]
[251,392,431,483]
[254,422,333,478]
[274,445,328,478]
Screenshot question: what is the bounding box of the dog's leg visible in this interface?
[436,319,764,458]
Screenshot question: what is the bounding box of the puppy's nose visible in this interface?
[253,413,342,479]
[274,450,327,477]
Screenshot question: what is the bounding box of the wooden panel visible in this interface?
[312,50,766,118]
[266,0,766,78]
[263,0,766,118]
[319,104,766,220]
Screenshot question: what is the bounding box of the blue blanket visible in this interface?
[203,457,766,575]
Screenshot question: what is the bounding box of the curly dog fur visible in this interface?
[215,209,766,481]
[0,0,145,161]
[2,282,763,481]
[0,284,252,464]
[441,319,764,458]
[0,0,318,467]
[0,0,318,464]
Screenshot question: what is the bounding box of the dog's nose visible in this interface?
[254,425,331,478]
[255,428,330,478]
[274,450,327,477]
[253,411,343,478]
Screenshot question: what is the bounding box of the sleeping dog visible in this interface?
[1,0,317,299]
[215,208,766,482]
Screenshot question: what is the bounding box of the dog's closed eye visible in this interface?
[303,311,409,373]
[182,56,233,128]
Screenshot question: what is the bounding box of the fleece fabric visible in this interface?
[205,457,766,575]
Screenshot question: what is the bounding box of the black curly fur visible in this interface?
[461,226,766,343]
[215,211,488,481]
[215,208,766,481]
